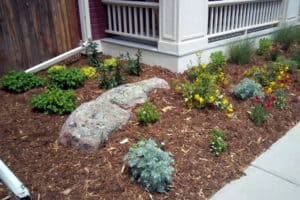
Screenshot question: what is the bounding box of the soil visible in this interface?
[0,53,300,200]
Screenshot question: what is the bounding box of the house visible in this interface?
[82,0,300,72]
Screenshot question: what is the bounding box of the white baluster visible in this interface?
[134,7,138,34]
[123,6,128,33]
[139,7,144,35]
[112,5,117,31]
[145,8,149,37]
[117,5,121,32]
[129,6,133,34]
[223,5,227,32]
[152,9,156,37]
[214,6,218,33]
[107,5,112,31]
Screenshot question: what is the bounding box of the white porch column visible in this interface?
[280,0,300,25]
[158,0,208,56]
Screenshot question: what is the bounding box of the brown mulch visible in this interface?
[0,54,300,200]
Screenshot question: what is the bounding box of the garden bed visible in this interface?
[0,52,300,199]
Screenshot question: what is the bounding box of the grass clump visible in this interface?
[137,100,160,126]
[272,26,296,51]
[29,88,76,114]
[210,128,228,155]
[124,139,174,193]
[250,103,269,126]
[228,40,255,64]
[0,71,45,93]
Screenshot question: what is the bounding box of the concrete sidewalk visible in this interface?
[210,122,300,200]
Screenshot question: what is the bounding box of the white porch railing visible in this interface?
[207,0,283,37]
[102,0,159,42]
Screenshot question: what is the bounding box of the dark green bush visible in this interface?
[29,88,76,114]
[210,128,228,155]
[233,78,265,100]
[257,38,272,55]
[48,67,86,89]
[86,40,102,67]
[124,139,174,193]
[272,26,296,51]
[137,100,160,125]
[99,57,125,89]
[0,71,45,93]
[124,50,142,76]
[228,40,255,64]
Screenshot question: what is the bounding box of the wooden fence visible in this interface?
[0,0,81,75]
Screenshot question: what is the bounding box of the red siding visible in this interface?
[89,0,107,39]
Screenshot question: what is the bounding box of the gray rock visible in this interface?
[58,78,169,151]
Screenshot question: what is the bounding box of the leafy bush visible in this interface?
[124,139,174,193]
[209,51,226,72]
[210,128,228,155]
[99,57,125,89]
[233,78,265,100]
[86,40,102,67]
[257,38,272,55]
[250,103,269,126]
[0,71,45,93]
[81,66,97,79]
[48,67,86,89]
[47,65,66,73]
[123,50,142,76]
[29,88,76,114]
[137,100,160,125]
[272,89,286,109]
[276,56,299,70]
[245,62,291,89]
[228,40,255,64]
[272,26,296,51]
[269,43,282,61]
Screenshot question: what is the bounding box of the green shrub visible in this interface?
[250,103,269,126]
[272,26,296,51]
[48,67,86,89]
[233,78,265,100]
[123,50,142,76]
[209,51,226,72]
[257,38,272,55]
[124,139,174,193]
[81,66,97,79]
[137,100,160,125]
[228,40,255,64]
[29,88,76,114]
[86,40,102,67]
[210,128,228,155]
[291,45,300,68]
[99,57,125,89]
[272,89,286,109]
[47,65,66,73]
[0,71,45,93]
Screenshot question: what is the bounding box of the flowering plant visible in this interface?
[269,43,281,61]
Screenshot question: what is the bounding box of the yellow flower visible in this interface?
[199,97,205,104]
[103,57,118,67]
[227,104,234,113]
[202,64,207,69]
[225,113,233,118]
[217,67,222,72]
[279,83,285,88]
[279,70,284,76]
[195,78,200,83]
[209,96,215,103]
[222,98,229,106]
[223,79,229,85]
[269,81,276,88]
[284,66,289,71]
[194,94,205,104]
[194,94,200,100]
[276,75,282,81]
[219,72,224,78]
[266,87,272,95]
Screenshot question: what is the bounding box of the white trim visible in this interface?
[78,0,92,40]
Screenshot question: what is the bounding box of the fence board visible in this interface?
[0,0,81,75]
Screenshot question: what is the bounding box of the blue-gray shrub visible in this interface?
[124,139,174,193]
[233,78,265,100]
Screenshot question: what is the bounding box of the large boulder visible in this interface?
[59,78,169,151]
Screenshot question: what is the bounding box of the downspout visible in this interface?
[25,0,92,73]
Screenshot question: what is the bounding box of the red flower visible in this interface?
[271,96,277,101]
[253,96,260,103]
[264,100,273,110]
